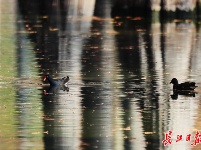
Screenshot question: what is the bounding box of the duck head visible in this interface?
[170,78,179,85]
[43,74,57,86]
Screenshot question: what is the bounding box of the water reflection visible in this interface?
[170,91,196,100]
[1,0,201,150]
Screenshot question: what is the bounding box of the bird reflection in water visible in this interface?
[170,90,196,100]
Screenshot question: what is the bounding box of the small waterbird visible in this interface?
[43,74,69,86]
[170,78,197,91]
[43,75,70,94]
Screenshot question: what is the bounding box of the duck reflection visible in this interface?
[43,84,69,95]
[170,90,196,100]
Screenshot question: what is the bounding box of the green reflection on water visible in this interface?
[15,86,44,150]
[0,1,43,149]
[0,85,17,149]
[0,1,18,149]
[0,2,16,81]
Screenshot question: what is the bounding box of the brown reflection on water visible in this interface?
[1,0,201,150]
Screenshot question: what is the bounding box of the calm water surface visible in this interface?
[1,0,201,150]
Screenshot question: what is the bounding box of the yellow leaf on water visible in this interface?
[144,132,154,135]
[31,132,41,135]
[105,30,119,35]
[49,27,59,31]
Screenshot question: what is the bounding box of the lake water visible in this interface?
[1,0,201,150]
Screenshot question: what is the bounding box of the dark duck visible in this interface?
[170,78,197,91]
[43,75,70,94]
[43,75,69,86]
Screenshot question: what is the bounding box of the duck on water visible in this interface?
[43,75,69,86]
[43,75,70,93]
[170,78,197,91]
